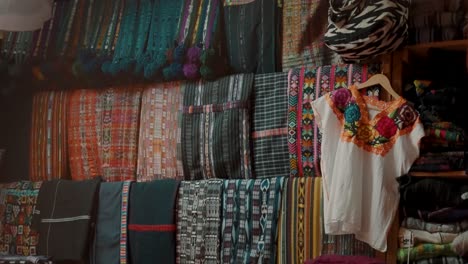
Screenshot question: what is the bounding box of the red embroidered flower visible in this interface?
[396,104,418,129]
[332,88,351,109]
[375,116,398,138]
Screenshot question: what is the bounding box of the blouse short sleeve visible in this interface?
[0,0,52,31]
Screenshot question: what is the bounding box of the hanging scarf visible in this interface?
[32,178,101,262]
[223,0,280,73]
[137,82,184,181]
[177,180,223,263]
[221,177,285,264]
[181,74,254,180]
[288,64,381,177]
[30,90,70,181]
[128,180,179,264]
[252,72,289,178]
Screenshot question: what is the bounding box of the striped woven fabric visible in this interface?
[223,0,255,5]
[0,181,42,256]
[281,0,342,71]
[288,64,381,177]
[252,72,289,178]
[278,177,322,264]
[223,0,280,73]
[221,177,285,264]
[98,87,142,181]
[68,89,103,180]
[137,82,184,181]
[181,74,254,180]
[176,180,223,263]
[30,91,70,180]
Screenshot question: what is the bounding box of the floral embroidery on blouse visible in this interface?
[325,86,420,156]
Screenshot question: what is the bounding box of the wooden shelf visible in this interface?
[405,39,468,57]
[408,171,467,177]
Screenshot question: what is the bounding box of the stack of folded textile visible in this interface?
[405,79,467,175]
[409,0,466,44]
[398,177,468,263]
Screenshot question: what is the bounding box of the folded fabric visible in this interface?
[137,82,184,181]
[252,72,289,178]
[181,74,254,180]
[223,0,280,73]
[399,228,459,248]
[0,181,42,256]
[32,178,101,262]
[128,180,179,264]
[176,180,223,263]
[401,217,468,233]
[93,181,131,264]
[0,255,52,264]
[409,256,468,264]
[411,152,465,172]
[305,255,385,264]
[403,207,468,223]
[452,230,468,256]
[221,177,285,264]
[400,178,468,210]
[397,243,456,262]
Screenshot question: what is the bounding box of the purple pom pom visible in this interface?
[186,46,202,63]
[183,63,200,79]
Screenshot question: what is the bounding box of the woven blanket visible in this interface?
[32,178,101,261]
[0,256,52,264]
[128,180,179,264]
[0,181,42,256]
[98,87,142,181]
[137,82,184,181]
[221,177,285,264]
[252,73,289,178]
[409,256,468,264]
[181,74,254,180]
[223,0,279,73]
[397,243,456,262]
[281,0,342,71]
[93,181,131,264]
[30,91,69,181]
[278,177,322,264]
[68,89,103,180]
[176,180,223,263]
[288,64,381,177]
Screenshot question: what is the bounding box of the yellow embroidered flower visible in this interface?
[356,125,376,142]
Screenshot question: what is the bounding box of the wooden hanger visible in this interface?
[356,73,401,99]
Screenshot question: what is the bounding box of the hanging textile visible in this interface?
[137,82,184,181]
[181,74,254,180]
[281,0,342,71]
[306,255,385,264]
[164,0,228,81]
[0,0,52,31]
[32,178,101,262]
[223,0,280,74]
[93,181,131,264]
[68,89,103,180]
[0,181,42,256]
[176,180,223,263]
[97,87,142,181]
[252,72,289,178]
[128,180,179,264]
[221,177,285,264]
[30,90,70,181]
[278,177,322,264]
[288,64,381,177]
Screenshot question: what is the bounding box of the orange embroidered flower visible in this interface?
[356,125,376,142]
